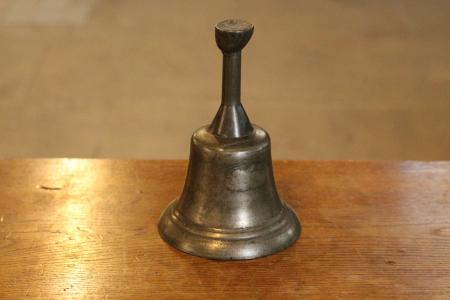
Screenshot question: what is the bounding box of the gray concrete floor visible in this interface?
[0,0,449,159]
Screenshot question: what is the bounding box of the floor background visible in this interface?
[0,0,449,159]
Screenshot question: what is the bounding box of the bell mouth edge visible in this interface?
[158,200,301,260]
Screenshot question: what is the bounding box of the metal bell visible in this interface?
[158,19,301,260]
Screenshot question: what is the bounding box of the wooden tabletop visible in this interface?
[0,160,449,298]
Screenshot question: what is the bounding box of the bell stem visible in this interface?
[222,51,241,106]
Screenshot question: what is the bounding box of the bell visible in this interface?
[158,19,301,260]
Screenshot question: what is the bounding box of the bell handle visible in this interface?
[209,19,254,138]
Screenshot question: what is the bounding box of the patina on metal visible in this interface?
[158,19,301,260]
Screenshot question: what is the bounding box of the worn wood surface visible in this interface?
[0,159,449,298]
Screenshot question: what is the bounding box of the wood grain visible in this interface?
[0,159,449,298]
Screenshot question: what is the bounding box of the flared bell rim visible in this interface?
[158,200,301,260]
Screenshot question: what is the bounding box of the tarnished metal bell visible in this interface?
[158,19,301,260]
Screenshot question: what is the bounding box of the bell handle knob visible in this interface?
[215,19,254,53]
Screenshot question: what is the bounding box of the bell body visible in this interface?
[158,125,300,260]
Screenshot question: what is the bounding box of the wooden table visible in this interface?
[0,160,449,298]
